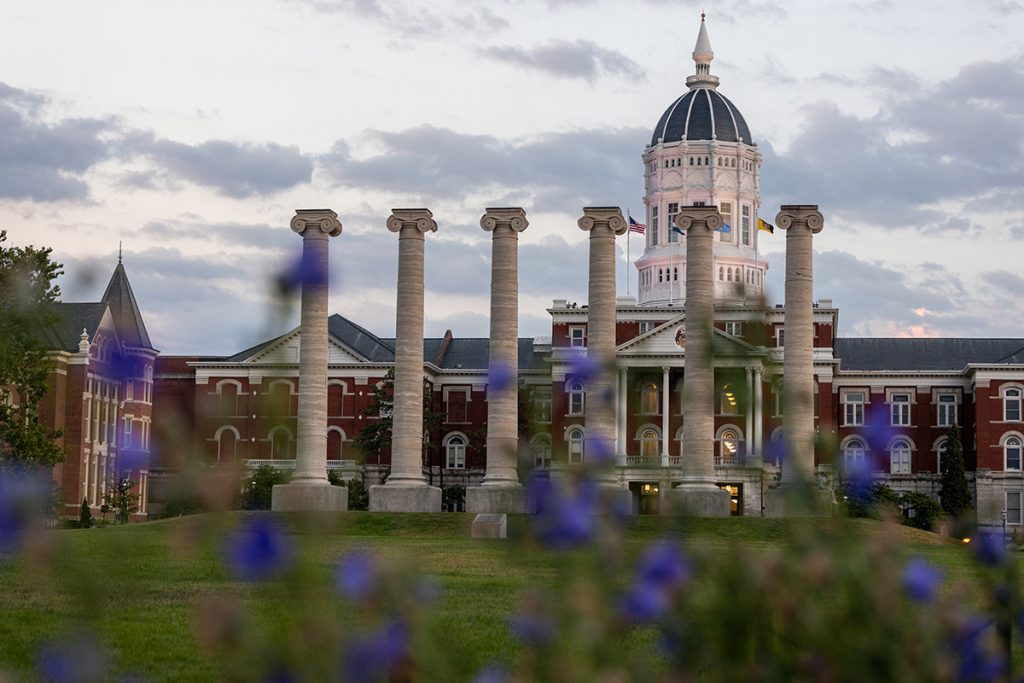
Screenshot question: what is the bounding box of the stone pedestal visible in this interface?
[467,486,524,514]
[763,483,834,518]
[272,483,348,512]
[673,206,730,517]
[369,483,441,513]
[471,513,508,539]
[272,209,346,512]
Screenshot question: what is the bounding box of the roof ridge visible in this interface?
[329,313,394,353]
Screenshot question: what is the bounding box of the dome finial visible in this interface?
[687,13,720,90]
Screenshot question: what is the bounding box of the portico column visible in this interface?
[672,206,731,516]
[745,367,754,465]
[752,367,763,466]
[271,209,347,512]
[617,366,628,464]
[578,207,627,459]
[778,205,824,485]
[661,366,670,466]
[467,208,528,513]
[369,208,442,512]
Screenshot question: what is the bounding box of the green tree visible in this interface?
[939,424,971,518]
[240,464,289,510]
[78,498,93,529]
[0,230,65,466]
[102,475,138,524]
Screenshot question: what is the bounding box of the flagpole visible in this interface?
[626,207,631,297]
[669,237,674,307]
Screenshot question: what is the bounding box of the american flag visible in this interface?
[628,214,646,234]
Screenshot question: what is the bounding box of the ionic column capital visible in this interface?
[674,206,724,234]
[577,206,627,235]
[775,205,824,234]
[481,207,528,234]
[290,209,343,237]
[387,208,438,234]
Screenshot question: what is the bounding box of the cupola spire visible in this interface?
[687,13,720,90]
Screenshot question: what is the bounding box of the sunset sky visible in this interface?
[1,0,1022,353]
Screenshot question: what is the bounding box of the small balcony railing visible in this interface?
[244,459,360,471]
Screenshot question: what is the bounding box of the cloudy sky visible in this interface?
[1,0,1022,354]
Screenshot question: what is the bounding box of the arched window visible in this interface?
[215,426,239,462]
[1004,387,1022,422]
[717,426,742,462]
[719,266,724,281]
[267,380,293,417]
[640,382,659,414]
[673,267,678,281]
[658,269,663,283]
[328,382,348,417]
[767,427,785,466]
[568,381,585,416]
[327,427,345,460]
[217,380,240,416]
[531,434,552,470]
[269,426,292,460]
[889,438,912,474]
[842,437,866,471]
[567,427,585,465]
[935,437,949,473]
[727,267,733,282]
[445,433,466,469]
[1004,435,1023,471]
[674,425,685,460]
[639,428,659,459]
[720,383,739,415]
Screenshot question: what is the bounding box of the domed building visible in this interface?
[636,14,767,306]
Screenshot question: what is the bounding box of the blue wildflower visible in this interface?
[585,432,616,466]
[954,617,1003,683]
[525,474,600,549]
[567,353,601,384]
[334,552,375,600]
[343,621,409,683]
[974,532,1007,567]
[487,362,515,393]
[276,249,328,296]
[0,467,49,555]
[37,633,105,683]
[620,539,691,623]
[226,516,292,581]
[471,665,509,683]
[509,610,556,646]
[902,558,942,602]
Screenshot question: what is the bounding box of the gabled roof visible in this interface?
[328,315,394,362]
[101,262,152,349]
[41,302,109,352]
[835,338,1024,372]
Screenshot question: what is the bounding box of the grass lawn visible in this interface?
[0,513,1005,681]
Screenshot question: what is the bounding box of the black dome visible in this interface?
[650,88,753,147]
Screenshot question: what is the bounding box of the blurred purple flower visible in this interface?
[567,353,600,384]
[0,467,49,555]
[226,516,292,581]
[620,583,671,622]
[902,558,942,602]
[525,475,599,549]
[334,551,375,600]
[115,449,149,475]
[974,532,1007,567]
[621,539,691,623]
[276,249,328,296]
[37,633,105,683]
[264,663,296,683]
[954,617,1003,683]
[471,665,509,683]
[858,404,895,450]
[585,432,616,467]
[487,362,515,394]
[343,621,409,683]
[413,575,443,605]
[843,457,874,501]
[509,610,556,646]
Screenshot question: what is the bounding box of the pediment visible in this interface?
[618,316,762,357]
[245,329,368,364]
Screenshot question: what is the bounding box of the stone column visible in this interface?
[745,367,754,464]
[616,367,628,464]
[752,367,763,466]
[272,209,347,512]
[764,205,828,517]
[672,206,731,516]
[578,208,627,461]
[661,366,670,466]
[369,209,442,512]
[467,208,528,514]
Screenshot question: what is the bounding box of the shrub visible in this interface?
[900,491,945,531]
[346,478,369,511]
[442,485,465,512]
[240,465,290,510]
[78,498,92,529]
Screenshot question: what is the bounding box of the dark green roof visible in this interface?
[42,302,108,352]
[836,338,1024,372]
[101,262,152,349]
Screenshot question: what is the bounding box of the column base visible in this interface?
[271,483,348,512]
[471,513,508,539]
[671,484,731,517]
[368,483,441,512]
[763,483,835,518]
[466,485,524,514]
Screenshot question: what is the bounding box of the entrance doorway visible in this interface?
[629,481,661,515]
[718,483,743,516]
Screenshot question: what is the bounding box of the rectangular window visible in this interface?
[569,326,586,348]
[720,202,733,235]
[741,205,751,246]
[445,389,469,423]
[776,327,785,348]
[937,393,957,427]
[725,322,743,336]
[650,206,659,246]
[843,391,866,426]
[125,381,133,401]
[1008,492,1022,525]
[123,417,132,449]
[889,392,912,426]
[533,391,552,424]
[668,203,680,242]
[84,397,92,443]
[639,321,654,334]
